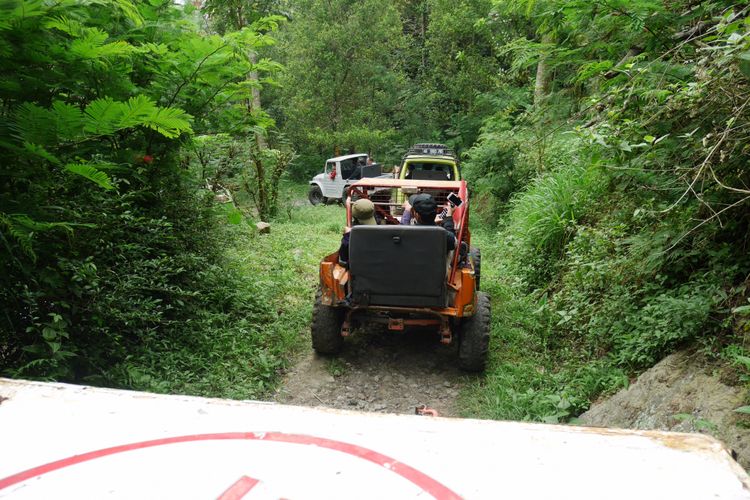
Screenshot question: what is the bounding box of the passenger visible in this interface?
[338,198,377,267]
[401,193,456,251]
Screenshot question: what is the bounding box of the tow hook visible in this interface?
[439,318,452,345]
[416,405,439,417]
[388,318,405,331]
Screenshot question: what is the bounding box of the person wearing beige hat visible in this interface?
[338,198,377,266]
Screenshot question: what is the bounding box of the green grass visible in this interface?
[104,187,345,400]
[458,226,628,423]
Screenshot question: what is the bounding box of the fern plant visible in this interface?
[0,0,282,383]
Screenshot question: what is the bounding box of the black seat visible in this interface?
[349,225,448,307]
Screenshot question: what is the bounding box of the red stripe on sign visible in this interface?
[0,432,460,499]
[217,475,260,500]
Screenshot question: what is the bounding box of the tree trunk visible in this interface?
[421,4,427,70]
[534,34,554,107]
[247,51,267,150]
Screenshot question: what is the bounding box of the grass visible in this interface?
[107,184,346,400]
[458,225,628,423]
[219,195,345,397]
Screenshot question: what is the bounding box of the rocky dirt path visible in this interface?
[273,326,470,417]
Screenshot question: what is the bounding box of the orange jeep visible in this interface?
[311,178,490,371]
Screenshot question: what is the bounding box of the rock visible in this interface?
[579,350,750,469]
[256,221,271,234]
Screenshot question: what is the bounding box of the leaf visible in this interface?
[70,28,134,61]
[119,95,157,129]
[65,163,114,190]
[113,0,144,26]
[733,305,750,315]
[83,97,122,135]
[227,209,243,225]
[42,327,57,341]
[83,97,191,138]
[142,106,193,138]
[13,103,57,145]
[732,355,750,369]
[51,101,85,140]
[734,406,750,415]
[23,142,61,165]
[644,135,655,144]
[44,16,85,37]
[0,214,77,260]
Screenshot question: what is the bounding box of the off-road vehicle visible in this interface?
[308,153,389,205]
[311,177,489,371]
[398,143,460,182]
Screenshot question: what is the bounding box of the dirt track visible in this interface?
[274,326,470,417]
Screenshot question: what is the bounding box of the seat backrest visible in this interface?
[349,225,447,307]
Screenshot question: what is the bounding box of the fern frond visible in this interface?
[23,142,61,165]
[113,0,144,26]
[0,213,76,261]
[0,213,36,261]
[65,162,115,190]
[13,103,57,145]
[83,97,121,135]
[119,95,156,129]
[51,101,85,140]
[70,28,134,61]
[142,107,193,139]
[1,0,47,27]
[83,97,192,139]
[44,16,85,37]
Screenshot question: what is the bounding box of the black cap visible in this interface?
[409,193,437,219]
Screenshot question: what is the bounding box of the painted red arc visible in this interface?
[0,432,461,499]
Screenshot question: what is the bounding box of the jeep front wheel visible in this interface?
[311,290,344,354]
[308,185,325,205]
[458,292,490,371]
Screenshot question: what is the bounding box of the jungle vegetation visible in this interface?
[2,0,750,419]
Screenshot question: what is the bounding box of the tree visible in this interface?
[201,0,288,148]
[0,0,280,380]
[274,0,404,171]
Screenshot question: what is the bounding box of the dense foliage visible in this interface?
[0,0,294,396]
[4,0,750,422]
[458,0,750,421]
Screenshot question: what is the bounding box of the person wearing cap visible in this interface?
[338,198,377,267]
[401,193,456,251]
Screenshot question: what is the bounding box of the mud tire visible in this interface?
[458,292,490,372]
[470,247,481,291]
[308,185,325,206]
[311,290,344,354]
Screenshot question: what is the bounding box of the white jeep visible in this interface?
[308,153,388,205]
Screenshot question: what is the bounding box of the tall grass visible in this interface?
[501,163,606,289]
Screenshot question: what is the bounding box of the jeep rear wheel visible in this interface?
[311,290,344,354]
[458,292,490,371]
[470,247,481,291]
[308,185,325,205]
